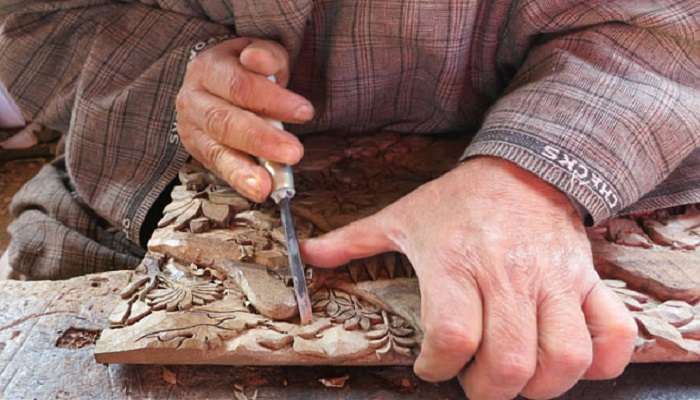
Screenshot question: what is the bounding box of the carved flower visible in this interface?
[312,289,383,331]
[146,274,224,311]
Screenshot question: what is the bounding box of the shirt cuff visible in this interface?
[461,130,624,226]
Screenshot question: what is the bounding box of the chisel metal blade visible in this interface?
[279,196,313,325]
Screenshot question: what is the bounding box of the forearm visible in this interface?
[464,19,700,224]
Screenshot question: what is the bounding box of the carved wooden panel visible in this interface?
[95,133,700,365]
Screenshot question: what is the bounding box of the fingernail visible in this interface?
[242,175,260,198]
[293,103,314,121]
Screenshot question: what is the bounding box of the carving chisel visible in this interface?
[257,75,313,325]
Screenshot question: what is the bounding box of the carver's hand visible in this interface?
[176,37,313,202]
[302,157,637,400]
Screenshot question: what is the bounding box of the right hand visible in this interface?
[176,37,314,202]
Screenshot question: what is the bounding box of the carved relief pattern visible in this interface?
[109,256,227,328]
[600,205,700,250]
[312,289,384,331]
[604,279,700,357]
[97,133,700,365]
[367,311,418,357]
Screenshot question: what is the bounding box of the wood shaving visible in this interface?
[162,367,177,385]
[319,374,350,388]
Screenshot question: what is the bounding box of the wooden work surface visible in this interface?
[1,271,699,399]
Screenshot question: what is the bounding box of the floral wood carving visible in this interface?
[312,288,384,331]
[599,206,700,251]
[604,279,700,361]
[97,133,700,365]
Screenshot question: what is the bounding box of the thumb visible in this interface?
[301,213,398,268]
[239,39,291,87]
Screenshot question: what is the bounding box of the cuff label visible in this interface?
[542,145,619,209]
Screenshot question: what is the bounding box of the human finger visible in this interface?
[583,281,637,380]
[177,121,271,202]
[460,275,538,400]
[412,254,482,382]
[301,212,398,268]
[239,39,291,86]
[520,292,592,399]
[196,49,313,123]
[178,88,304,165]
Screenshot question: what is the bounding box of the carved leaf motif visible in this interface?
[312,289,382,332]
[207,188,250,211]
[612,281,700,355]
[163,198,192,215]
[366,311,417,358]
[143,312,265,351]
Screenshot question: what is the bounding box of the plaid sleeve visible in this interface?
[0,1,232,243]
[463,20,700,225]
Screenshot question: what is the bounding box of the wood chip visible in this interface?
[202,200,231,226]
[208,190,250,211]
[179,170,207,191]
[189,217,211,233]
[162,367,177,385]
[319,374,350,388]
[170,185,195,201]
[233,385,258,400]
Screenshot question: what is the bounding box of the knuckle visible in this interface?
[204,107,231,139]
[425,322,478,356]
[238,121,264,152]
[488,355,535,384]
[554,347,593,373]
[228,70,252,104]
[204,142,227,167]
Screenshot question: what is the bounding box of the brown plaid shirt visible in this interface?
[0,0,698,244]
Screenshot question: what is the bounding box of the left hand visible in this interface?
[302,156,637,400]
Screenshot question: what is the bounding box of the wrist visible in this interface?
[456,156,581,221]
